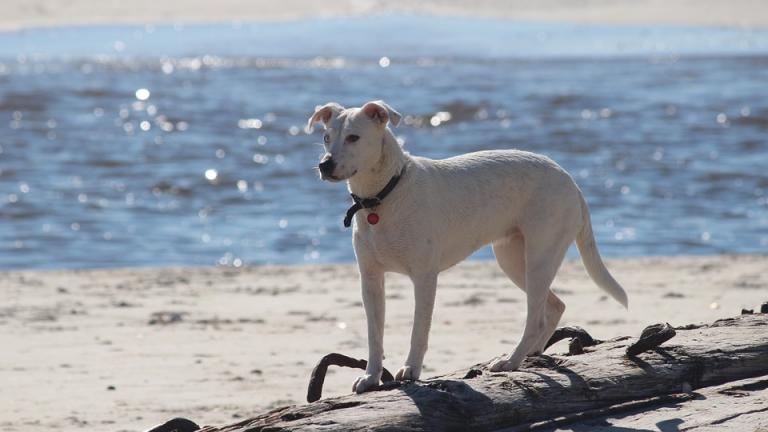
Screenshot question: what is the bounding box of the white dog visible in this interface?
[307,100,628,394]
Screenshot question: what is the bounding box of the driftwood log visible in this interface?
[191,313,768,432]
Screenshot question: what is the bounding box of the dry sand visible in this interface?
[1,255,766,431]
[2,0,768,31]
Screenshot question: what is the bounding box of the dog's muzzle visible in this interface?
[319,157,336,178]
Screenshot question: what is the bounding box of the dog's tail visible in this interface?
[575,193,629,309]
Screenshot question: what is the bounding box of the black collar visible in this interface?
[343,167,405,228]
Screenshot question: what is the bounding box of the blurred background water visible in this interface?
[1,16,767,269]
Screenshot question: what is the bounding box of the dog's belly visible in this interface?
[436,218,517,272]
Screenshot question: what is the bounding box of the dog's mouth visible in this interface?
[323,170,357,182]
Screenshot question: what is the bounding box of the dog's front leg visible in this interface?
[396,272,438,381]
[352,270,385,394]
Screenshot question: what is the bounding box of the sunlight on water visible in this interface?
[135,88,150,101]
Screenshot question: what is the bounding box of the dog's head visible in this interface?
[307,100,401,182]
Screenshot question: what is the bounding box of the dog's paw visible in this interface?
[394,365,420,381]
[352,374,379,394]
[489,357,521,372]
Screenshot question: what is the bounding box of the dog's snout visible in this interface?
[319,157,336,177]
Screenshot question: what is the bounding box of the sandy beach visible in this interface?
[2,0,768,31]
[1,255,766,430]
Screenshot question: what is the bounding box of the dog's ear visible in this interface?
[307,102,344,131]
[361,100,401,127]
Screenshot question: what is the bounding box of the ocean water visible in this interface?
[1,16,767,269]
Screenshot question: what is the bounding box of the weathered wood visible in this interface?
[146,417,200,432]
[306,353,395,403]
[625,322,676,356]
[536,374,768,431]
[543,326,599,351]
[508,392,699,431]
[197,314,768,432]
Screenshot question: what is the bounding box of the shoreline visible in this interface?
[0,252,763,273]
[2,1,767,32]
[2,255,766,430]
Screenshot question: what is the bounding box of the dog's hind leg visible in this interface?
[493,234,566,356]
[490,229,571,372]
[534,292,565,354]
[492,232,526,290]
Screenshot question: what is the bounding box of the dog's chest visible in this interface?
[355,216,415,272]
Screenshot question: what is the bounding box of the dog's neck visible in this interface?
[347,128,408,198]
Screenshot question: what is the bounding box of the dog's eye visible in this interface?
[345,134,360,143]
[323,134,330,144]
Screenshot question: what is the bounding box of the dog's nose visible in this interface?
[319,157,336,177]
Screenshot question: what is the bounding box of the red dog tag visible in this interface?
[367,213,380,225]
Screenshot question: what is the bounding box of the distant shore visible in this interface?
[1,255,766,430]
[2,0,767,31]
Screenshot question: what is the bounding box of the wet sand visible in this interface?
[1,0,767,31]
[1,255,766,430]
